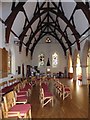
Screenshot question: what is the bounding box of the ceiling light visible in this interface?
[45,37,51,43]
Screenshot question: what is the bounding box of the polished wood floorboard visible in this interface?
[28,78,89,119]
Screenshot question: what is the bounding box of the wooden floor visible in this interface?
[28,78,90,119]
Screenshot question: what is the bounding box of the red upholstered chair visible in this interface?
[3,91,31,119]
[62,84,72,100]
[40,88,53,108]
[20,83,32,96]
[54,80,61,94]
[54,81,72,100]
[1,102,22,118]
[56,82,63,97]
[58,82,72,100]
[14,91,27,104]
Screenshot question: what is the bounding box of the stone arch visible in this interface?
[81,40,90,66]
[81,40,90,84]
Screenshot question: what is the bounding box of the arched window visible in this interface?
[52,53,58,67]
[8,50,11,74]
[38,53,45,67]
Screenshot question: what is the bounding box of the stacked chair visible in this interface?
[54,79,72,100]
[39,82,53,108]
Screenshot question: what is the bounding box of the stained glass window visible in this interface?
[52,53,58,67]
[38,54,45,67]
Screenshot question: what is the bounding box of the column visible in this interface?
[82,65,87,85]
[73,65,77,80]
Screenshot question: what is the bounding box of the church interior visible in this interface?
[0,0,90,119]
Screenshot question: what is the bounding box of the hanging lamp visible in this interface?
[47,58,50,66]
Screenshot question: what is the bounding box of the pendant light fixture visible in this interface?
[47,58,50,66]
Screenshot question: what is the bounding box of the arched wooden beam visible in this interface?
[49,24,72,55]
[26,22,72,56]
[52,2,80,50]
[19,6,80,52]
[26,14,48,46]
[26,12,72,47]
[30,32,67,58]
[5,2,25,43]
[30,25,66,56]
[26,18,71,47]
[49,14,72,55]
[75,1,90,24]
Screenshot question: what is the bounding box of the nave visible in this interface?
[29,78,89,118]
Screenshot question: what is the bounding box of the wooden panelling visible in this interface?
[0,48,8,78]
[0,48,2,78]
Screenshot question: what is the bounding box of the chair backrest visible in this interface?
[57,81,64,92]
[3,91,16,112]
[21,79,27,88]
[1,102,7,118]
[14,83,21,92]
[41,88,44,98]
[1,101,21,118]
[40,88,44,100]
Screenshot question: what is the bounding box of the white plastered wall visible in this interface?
[31,36,66,75]
[0,26,31,83]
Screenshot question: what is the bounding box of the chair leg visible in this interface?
[63,92,65,100]
[29,109,32,120]
[52,97,54,107]
[42,100,44,108]
[70,93,72,99]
